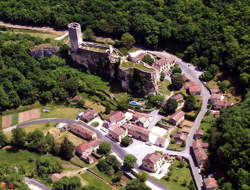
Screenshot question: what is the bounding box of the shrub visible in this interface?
[91,121,99,127]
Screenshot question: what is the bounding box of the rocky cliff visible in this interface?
[71,48,158,96]
[30,44,60,58]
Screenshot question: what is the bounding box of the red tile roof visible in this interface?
[109,125,127,136]
[123,124,150,136]
[69,124,96,137]
[106,111,125,123]
[184,81,198,89]
[204,178,218,189]
[171,94,184,101]
[131,52,146,62]
[196,129,204,136]
[75,139,102,154]
[189,85,201,93]
[143,153,164,164]
[170,111,185,122]
[81,109,98,122]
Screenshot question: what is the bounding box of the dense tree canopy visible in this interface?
[0,0,249,88]
[208,94,250,189]
[0,33,110,112]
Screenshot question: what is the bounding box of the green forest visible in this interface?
[0,0,249,88]
[0,32,110,111]
[207,93,250,190]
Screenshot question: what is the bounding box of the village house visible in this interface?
[212,100,233,110]
[142,152,165,173]
[152,53,176,74]
[80,109,99,122]
[192,140,209,169]
[203,178,218,190]
[155,136,168,148]
[184,81,198,89]
[171,94,184,102]
[189,85,201,95]
[174,132,187,144]
[209,94,223,104]
[68,124,97,140]
[194,129,204,139]
[103,111,126,128]
[168,111,185,125]
[179,120,194,128]
[130,110,152,128]
[180,127,191,134]
[108,124,128,142]
[122,124,150,142]
[75,139,102,164]
[128,51,147,63]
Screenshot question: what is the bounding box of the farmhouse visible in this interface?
[108,124,128,142]
[122,124,150,142]
[80,109,99,122]
[155,136,168,148]
[171,94,184,102]
[174,132,187,144]
[68,124,97,140]
[142,153,165,173]
[103,111,126,128]
[192,140,209,169]
[189,85,201,95]
[168,111,185,125]
[75,139,102,163]
[180,120,193,128]
[203,178,218,190]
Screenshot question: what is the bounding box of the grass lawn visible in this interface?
[81,172,111,190]
[55,131,86,146]
[121,61,134,68]
[158,160,196,190]
[42,106,82,120]
[85,100,105,112]
[167,143,184,151]
[70,156,91,168]
[1,28,59,39]
[207,80,219,89]
[4,123,56,138]
[11,113,19,126]
[134,63,155,73]
[159,80,171,95]
[0,149,40,171]
[91,166,113,183]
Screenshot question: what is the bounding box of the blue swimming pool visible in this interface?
[129,101,139,105]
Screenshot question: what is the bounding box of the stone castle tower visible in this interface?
[68,22,82,51]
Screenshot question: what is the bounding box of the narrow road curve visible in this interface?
[18,118,170,190]
[23,177,51,190]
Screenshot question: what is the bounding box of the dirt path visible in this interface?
[0,21,66,35]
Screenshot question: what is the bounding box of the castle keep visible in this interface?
[68,23,176,96]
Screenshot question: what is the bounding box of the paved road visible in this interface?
[18,118,170,190]
[23,177,51,190]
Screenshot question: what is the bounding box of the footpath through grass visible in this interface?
[81,172,111,190]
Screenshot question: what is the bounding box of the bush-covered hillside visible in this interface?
[0,33,109,111]
[208,94,250,190]
[0,0,249,88]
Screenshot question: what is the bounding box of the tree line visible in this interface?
[0,0,249,88]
